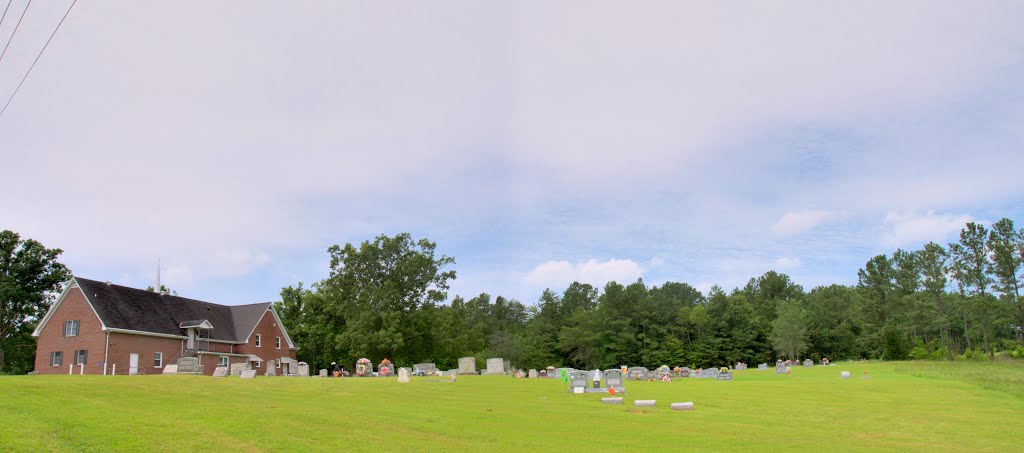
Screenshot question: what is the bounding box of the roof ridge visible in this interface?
[75,275,255,308]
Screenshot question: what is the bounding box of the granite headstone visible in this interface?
[485,358,505,375]
[458,357,478,375]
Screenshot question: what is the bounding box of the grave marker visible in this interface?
[626,367,648,380]
[230,363,248,376]
[397,367,410,383]
[804,359,814,367]
[240,370,257,379]
[757,363,769,371]
[177,357,199,374]
[485,358,505,375]
[603,369,624,388]
[671,402,694,411]
[212,366,229,377]
[457,357,478,375]
[568,371,589,393]
[528,369,538,378]
[413,363,437,376]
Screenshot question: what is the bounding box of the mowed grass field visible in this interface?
[2,361,1023,452]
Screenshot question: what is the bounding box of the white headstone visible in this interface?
[319,369,328,377]
[634,400,657,407]
[528,369,538,378]
[397,367,410,383]
[177,357,199,374]
[213,366,229,377]
[457,357,477,375]
[841,371,851,379]
[296,362,310,377]
[230,363,248,376]
[671,402,695,411]
[485,358,505,375]
[240,370,257,379]
[601,397,623,404]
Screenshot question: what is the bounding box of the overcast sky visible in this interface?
[2,1,1023,305]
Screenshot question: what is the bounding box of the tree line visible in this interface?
[276,219,1024,372]
[1,217,1021,374]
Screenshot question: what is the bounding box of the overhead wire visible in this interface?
[0,0,15,31]
[0,0,76,119]
[0,0,30,65]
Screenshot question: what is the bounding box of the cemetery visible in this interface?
[1,360,1022,450]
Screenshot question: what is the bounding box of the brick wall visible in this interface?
[235,309,297,375]
[105,332,183,375]
[33,285,107,375]
[34,285,294,376]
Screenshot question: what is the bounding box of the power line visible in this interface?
[0,0,75,119]
[0,0,30,65]
[0,0,15,31]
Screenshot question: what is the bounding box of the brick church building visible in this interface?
[32,277,298,376]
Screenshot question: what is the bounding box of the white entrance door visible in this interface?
[129,353,139,375]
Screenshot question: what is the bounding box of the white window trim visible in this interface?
[275,336,281,349]
[154,352,163,368]
[276,360,281,368]
[73,349,87,365]
[254,360,261,368]
[219,356,228,367]
[255,334,261,347]
[50,351,62,367]
[64,320,79,337]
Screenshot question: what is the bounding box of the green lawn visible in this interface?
[1,361,1022,452]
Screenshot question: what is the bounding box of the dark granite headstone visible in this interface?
[626,367,648,380]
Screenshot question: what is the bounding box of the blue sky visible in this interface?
[2,1,1023,305]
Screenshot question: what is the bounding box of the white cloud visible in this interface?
[163,264,195,288]
[694,282,716,295]
[649,256,665,268]
[1,1,1021,304]
[525,258,643,289]
[208,250,271,277]
[883,211,973,246]
[772,210,842,235]
[773,257,802,270]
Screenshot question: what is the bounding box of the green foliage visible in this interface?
[1009,345,1024,360]
[882,326,909,360]
[769,299,808,359]
[0,230,71,372]
[278,218,1024,371]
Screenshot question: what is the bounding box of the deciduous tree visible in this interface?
[0,230,71,372]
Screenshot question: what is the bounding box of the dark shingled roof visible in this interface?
[74,277,271,343]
